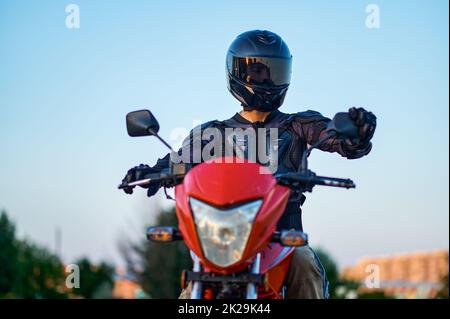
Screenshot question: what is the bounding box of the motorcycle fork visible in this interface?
[190,253,203,299]
[189,252,263,299]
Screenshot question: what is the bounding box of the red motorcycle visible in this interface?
[119,109,358,299]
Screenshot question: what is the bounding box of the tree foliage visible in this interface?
[0,211,19,296]
[0,210,115,299]
[437,273,449,299]
[314,247,340,298]
[71,258,115,299]
[13,240,67,298]
[315,247,396,299]
[0,210,66,298]
[123,207,192,298]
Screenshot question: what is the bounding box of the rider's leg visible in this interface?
[179,283,192,299]
[284,245,329,299]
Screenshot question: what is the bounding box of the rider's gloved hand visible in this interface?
[347,107,377,145]
[121,164,161,196]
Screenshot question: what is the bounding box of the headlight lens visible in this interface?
[190,197,262,267]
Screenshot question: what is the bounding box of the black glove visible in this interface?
[347,107,377,144]
[121,164,161,196]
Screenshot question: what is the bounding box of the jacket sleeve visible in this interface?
[290,110,372,159]
[150,120,221,170]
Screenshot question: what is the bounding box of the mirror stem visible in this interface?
[299,131,336,172]
[147,128,176,153]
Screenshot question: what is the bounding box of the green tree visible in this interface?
[437,273,449,299]
[0,210,67,298]
[0,211,19,297]
[123,207,192,298]
[314,247,388,299]
[0,210,116,299]
[13,240,67,299]
[314,247,341,298]
[357,290,394,299]
[71,258,115,299]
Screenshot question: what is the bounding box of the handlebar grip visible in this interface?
[117,172,164,189]
[118,178,151,189]
[314,176,356,189]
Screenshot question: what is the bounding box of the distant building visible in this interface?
[112,268,146,299]
[341,249,449,298]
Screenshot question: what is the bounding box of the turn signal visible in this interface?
[146,226,181,242]
[280,230,308,247]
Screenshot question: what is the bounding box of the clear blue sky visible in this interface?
[0,0,448,267]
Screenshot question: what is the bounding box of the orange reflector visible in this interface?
[263,273,270,292]
[280,230,308,247]
[180,270,188,289]
[203,288,214,299]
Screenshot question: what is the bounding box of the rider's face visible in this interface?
[245,62,272,85]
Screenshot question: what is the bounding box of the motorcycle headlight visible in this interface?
[190,197,262,267]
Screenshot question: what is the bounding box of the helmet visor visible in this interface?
[227,56,292,88]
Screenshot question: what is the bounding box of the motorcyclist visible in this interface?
[121,30,377,299]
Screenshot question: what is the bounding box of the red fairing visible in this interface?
[260,244,295,298]
[175,157,291,274]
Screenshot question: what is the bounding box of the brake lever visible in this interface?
[118,178,152,189]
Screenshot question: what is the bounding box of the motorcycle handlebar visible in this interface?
[117,173,165,189]
[311,175,356,189]
[118,168,355,191]
[276,172,355,190]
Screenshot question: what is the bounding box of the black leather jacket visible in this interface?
[151,109,372,230]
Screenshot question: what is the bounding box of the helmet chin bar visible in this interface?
[240,94,284,113]
[242,104,276,113]
[242,103,279,113]
[230,78,287,112]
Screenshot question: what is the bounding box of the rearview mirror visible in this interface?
[327,112,359,139]
[126,109,160,137]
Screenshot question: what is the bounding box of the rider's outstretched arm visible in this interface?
[291,108,376,159]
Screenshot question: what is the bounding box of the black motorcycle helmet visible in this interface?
[226,30,292,112]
